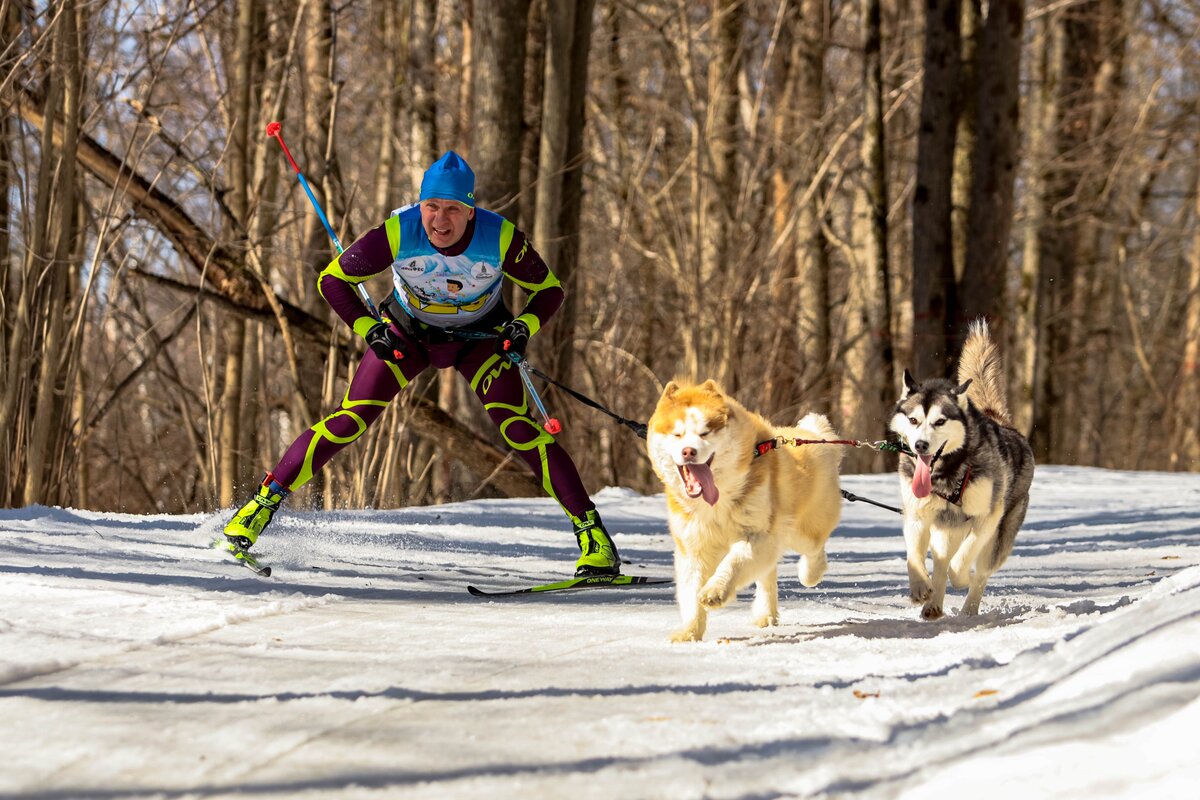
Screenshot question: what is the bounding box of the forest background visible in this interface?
[1,0,1198,514]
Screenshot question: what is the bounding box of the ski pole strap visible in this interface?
[520,361,649,439]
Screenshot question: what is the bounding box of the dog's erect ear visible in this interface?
[902,369,919,398]
[700,379,721,396]
[662,381,679,399]
[954,379,972,408]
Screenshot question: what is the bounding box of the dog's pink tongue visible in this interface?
[912,455,933,498]
[684,463,720,506]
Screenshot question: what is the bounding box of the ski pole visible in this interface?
[507,353,562,434]
[266,121,380,319]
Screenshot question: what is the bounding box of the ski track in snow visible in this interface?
[0,466,1197,799]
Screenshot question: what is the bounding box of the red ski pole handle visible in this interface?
[265,121,301,174]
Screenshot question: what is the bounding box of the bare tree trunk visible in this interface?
[959,0,1024,341]
[375,0,410,218]
[217,0,257,506]
[520,0,545,234]
[1174,126,1200,468]
[765,6,799,414]
[473,0,530,210]
[1014,12,1057,437]
[410,0,438,192]
[308,0,353,508]
[537,0,595,389]
[0,114,8,312]
[951,0,979,284]
[911,0,960,378]
[794,0,830,406]
[1075,0,1129,462]
[456,0,474,154]
[1036,4,1101,463]
[308,0,345,249]
[16,62,60,505]
[706,0,742,386]
[533,0,574,265]
[0,106,10,500]
[74,355,89,506]
[843,0,894,473]
[25,0,81,505]
[249,23,289,483]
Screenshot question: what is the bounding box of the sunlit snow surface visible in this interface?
[1,466,1198,799]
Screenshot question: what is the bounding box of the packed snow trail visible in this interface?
[0,467,1197,799]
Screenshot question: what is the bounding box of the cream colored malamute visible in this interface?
[646,380,844,642]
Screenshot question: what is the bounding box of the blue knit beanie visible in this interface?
[419,151,475,207]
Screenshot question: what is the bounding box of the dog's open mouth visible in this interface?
[912,454,933,498]
[911,442,946,499]
[678,456,719,506]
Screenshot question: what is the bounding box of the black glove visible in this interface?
[496,318,530,361]
[364,322,406,363]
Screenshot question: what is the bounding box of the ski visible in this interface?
[214,537,272,577]
[467,574,672,597]
[230,548,272,577]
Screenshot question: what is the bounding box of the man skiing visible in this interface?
[223,151,620,577]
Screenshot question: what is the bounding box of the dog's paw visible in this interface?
[909,581,932,604]
[699,580,732,609]
[752,612,779,629]
[670,626,704,643]
[921,601,944,620]
[798,552,827,588]
[958,599,981,616]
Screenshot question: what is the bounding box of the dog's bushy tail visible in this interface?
[957,319,1010,424]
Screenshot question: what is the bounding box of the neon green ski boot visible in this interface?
[572,509,621,577]
[223,473,288,552]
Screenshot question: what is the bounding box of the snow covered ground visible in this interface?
[1,466,1198,799]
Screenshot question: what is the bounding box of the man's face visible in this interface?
[420,199,474,248]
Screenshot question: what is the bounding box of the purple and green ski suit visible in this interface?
[270,204,595,518]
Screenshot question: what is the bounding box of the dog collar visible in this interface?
[938,464,973,506]
[754,438,782,457]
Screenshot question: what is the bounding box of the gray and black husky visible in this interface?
[890,320,1035,619]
